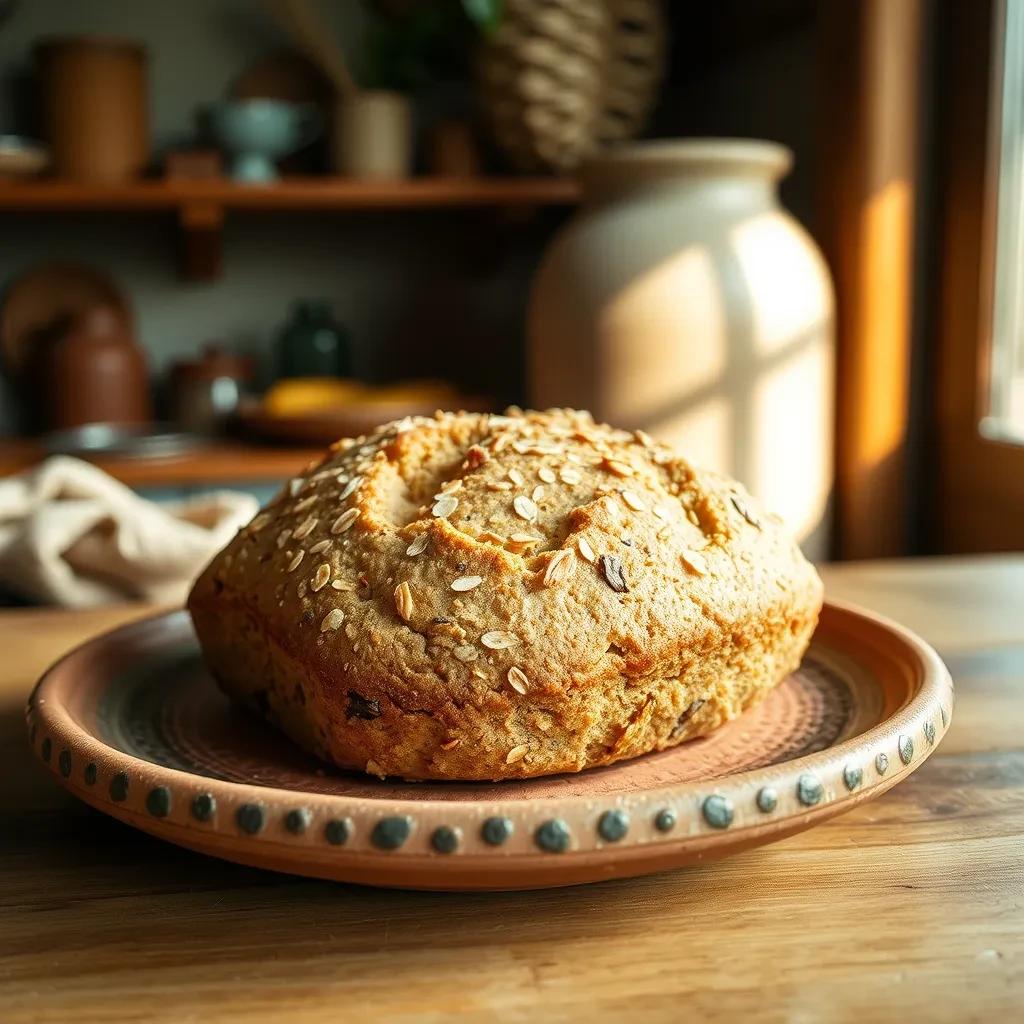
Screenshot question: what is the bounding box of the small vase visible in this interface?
[528,139,835,557]
[333,91,412,179]
[276,301,352,379]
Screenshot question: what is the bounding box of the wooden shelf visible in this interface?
[0,176,580,211]
[0,177,580,279]
[0,439,322,488]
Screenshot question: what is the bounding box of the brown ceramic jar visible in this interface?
[43,306,151,429]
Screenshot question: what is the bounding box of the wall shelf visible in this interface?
[0,438,321,488]
[0,177,580,279]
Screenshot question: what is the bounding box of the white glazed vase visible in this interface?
[528,139,835,558]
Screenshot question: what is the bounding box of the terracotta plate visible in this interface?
[26,600,952,891]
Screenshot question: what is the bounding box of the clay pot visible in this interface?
[528,139,835,557]
[36,36,148,184]
[169,346,254,435]
[42,306,151,429]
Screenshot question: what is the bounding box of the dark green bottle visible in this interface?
[276,300,352,378]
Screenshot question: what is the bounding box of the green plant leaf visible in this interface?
[462,0,503,34]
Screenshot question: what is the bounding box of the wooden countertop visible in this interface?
[0,439,322,486]
[2,555,1022,1022]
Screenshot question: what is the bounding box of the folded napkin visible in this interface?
[0,456,259,607]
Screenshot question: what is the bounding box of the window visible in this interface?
[986,0,1024,443]
[934,0,1024,552]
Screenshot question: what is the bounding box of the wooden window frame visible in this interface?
[934,0,1024,552]
[818,0,925,560]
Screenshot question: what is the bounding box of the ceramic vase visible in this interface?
[36,36,148,184]
[528,139,835,557]
[334,91,411,179]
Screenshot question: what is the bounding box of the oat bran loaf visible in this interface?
[188,408,823,781]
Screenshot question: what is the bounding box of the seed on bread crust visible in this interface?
[513,495,538,522]
[602,457,633,477]
[681,549,709,575]
[394,581,415,621]
[432,494,459,518]
[320,608,344,632]
[542,549,573,587]
[507,666,529,694]
[311,564,331,591]
[293,515,318,540]
[406,532,429,557]
[331,509,359,534]
[599,554,628,592]
[481,630,518,649]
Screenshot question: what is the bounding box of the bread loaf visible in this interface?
[188,409,823,780]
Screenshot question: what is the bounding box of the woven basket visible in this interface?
[478,0,665,173]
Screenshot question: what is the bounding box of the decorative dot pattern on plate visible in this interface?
[796,773,824,806]
[481,816,514,846]
[702,794,734,829]
[876,752,890,775]
[431,825,461,854]
[146,786,172,817]
[535,819,571,853]
[192,793,216,822]
[898,735,914,765]
[325,818,352,845]
[597,809,629,842]
[843,765,863,791]
[84,762,97,786]
[756,786,778,813]
[58,749,71,778]
[236,803,265,834]
[109,772,129,802]
[285,808,312,834]
[654,808,677,832]
[372,816,412,850]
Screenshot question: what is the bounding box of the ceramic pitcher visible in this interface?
[528,139,835,558]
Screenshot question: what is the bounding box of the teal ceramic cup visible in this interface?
[208,99,321,183]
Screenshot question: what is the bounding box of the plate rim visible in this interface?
[25,599,954,889]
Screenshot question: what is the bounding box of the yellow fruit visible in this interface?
[263,378,365,416]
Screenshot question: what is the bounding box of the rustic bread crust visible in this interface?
[188,409,823,780]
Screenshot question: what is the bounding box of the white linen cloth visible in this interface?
[0,456,259,607]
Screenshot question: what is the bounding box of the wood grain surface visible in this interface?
[0,177,581,211]
[2,556,1023,1022]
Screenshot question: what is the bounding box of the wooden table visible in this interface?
[2,556,1022,1022]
